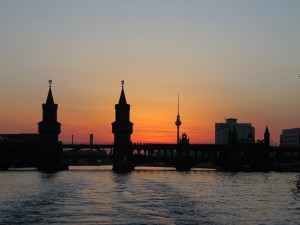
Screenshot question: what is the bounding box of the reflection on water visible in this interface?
[0,166,299,225]
[296,175,300,191]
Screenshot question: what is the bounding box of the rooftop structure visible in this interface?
[215,118,255,144]
[280,128,300,148]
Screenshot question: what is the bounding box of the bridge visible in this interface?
[0,81,299,172]
[61,137,270,171]
[132,137,270,171]
[0,138,295,172]
[0,132,272,171]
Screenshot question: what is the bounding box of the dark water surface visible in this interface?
[0,166,299,225]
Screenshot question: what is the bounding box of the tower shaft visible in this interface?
[112,81,134,172]
[37,81,66,172]
[175,94,181,144]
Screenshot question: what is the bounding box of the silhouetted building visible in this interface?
[112,81,134,172]
[280,128,300,148]
[215,118,255,144]
[37,80,64,171]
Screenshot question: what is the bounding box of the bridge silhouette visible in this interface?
[1,81,297,172]
[61,140,270,171]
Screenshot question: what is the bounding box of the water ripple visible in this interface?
[0,168,299,225]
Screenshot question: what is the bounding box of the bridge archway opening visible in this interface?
[190,150,195,158]
[166,150,172,157]
[158,150,164,158]
[133,150,139,155]
[152,150,159,157]
[196,151,201,158]
[138,149,145,156]
[173,150,177,158]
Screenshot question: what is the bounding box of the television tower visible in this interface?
[175,94,182,144]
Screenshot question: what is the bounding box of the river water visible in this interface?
[0,166,299,225]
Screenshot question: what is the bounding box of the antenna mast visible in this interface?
[178,94,179,115]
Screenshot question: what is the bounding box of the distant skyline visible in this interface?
[1,0,300,145]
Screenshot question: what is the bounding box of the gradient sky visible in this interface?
[1,0,299,145]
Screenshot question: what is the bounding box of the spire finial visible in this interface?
[48,80,52,88]
[118,80,127,104]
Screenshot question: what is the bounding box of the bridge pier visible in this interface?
[217,144,271,171]
[175,133,191,171]
[112,142,134,172]
[0,162,9,170]
[175,161,191,171]
[37,141,68,172]
[0,147,10,170]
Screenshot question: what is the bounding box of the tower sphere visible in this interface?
[175,118,181,126]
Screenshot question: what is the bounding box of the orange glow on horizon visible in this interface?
[0,84,290,146]
[0,77,298,147]
[0,81,295,147]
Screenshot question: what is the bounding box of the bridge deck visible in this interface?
[62,144,114,149]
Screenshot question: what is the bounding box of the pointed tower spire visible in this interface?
[45,80,55,105]
[46,88,55,105]
[264,126,270,146]
[265,126,269,134]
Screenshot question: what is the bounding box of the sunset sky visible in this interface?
[1,0,299,145]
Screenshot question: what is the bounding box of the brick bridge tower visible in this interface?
[38,80,66,172]
[112,81,134,172]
